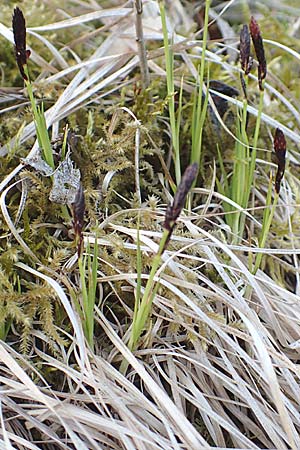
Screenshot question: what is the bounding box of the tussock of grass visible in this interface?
[1,1,300,449]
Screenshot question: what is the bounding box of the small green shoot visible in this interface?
[78,239,98,349]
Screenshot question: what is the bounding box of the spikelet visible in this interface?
[249,17,267,91]
[273,128,286,194]
[12,7,31,80]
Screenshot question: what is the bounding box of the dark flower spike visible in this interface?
[240,24,252,75]
[239,24,253,99]
[12,7,31,81]
[249,16,267,91]
[274,128,286,194]
[163,163,198,251]
[72,183,85,256]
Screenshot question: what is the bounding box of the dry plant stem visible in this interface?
[134,124,142,205]
[0,180,40,262]
[135,0,150,89]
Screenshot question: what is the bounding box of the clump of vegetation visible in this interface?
[0,1,300,449]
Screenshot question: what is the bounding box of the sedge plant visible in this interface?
[120,163,198,373]
[12,7,74,202]
[12,7,74,222]
[12,7,81,222]
[12,7,54,170]
[243,17,267,243]
[221,18,284,275]
[71,183,98,348]
[217,17,267,244]
[252,128,286,274]
[13,7,92,345]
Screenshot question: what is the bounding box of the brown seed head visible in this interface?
[240,24,252,75]
[163,163,198,232]
[249,16,267,90]
[274,128,286,194]
[12,7,31,81]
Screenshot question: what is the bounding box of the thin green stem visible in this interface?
[191,0,211,170]
[24,66,54,169]
[159,1,181,186]
[252,183,278,275]
[128,229,169,352]
[120,229,170,374]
